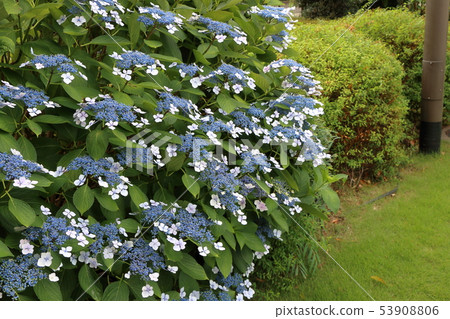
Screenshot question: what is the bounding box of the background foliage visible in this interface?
[290,20,410,185]
[345,8,450,128]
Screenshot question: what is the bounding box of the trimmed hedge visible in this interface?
[291,21,410,184]
[345,8,450,128]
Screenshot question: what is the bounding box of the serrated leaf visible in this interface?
[73,184,94,214]
[102,281,129,301]
[178,254,208,280]
[33,279,63,301]
[8,197,36,227]
[78,264,103,300]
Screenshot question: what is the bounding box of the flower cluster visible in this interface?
[140,201,215,246]
[249,5,294,23]
[137,4,183,34]
[66,156,131,200]
[249,6,296,52]
[73,95,147,129]
[263,59,322,96]
[0,149,44,188]
[0,81,59,117]
[20,53,87,84]
[0,255,47,300]
[156,92,199,115]
[110,51,165,79]
[169,62,203,78]
[190,63,256,94]
[58,0,125,30]
[189,14,247,45]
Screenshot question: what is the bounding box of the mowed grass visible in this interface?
[283,141,450,301]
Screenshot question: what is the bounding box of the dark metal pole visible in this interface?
[419,0,449,153]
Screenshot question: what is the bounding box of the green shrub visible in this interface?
[346,8,450,128]
[291,21,410,184]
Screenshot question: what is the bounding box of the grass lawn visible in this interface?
[282,141,450,301]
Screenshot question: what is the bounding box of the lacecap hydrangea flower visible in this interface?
[0,81,59,117]
[20,53,87,84]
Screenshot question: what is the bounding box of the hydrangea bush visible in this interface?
[0,0,341,301]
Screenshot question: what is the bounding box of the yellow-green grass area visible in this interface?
[283,141,450,301]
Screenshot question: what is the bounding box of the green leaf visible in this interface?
[216,243,232,277]
[62,85,99,103]
[33,279,63,301]
[2,0,22,15]
[166,153,185,172]
[319,187,341,213]
[26,119,42,136]
[0,133,18,153]
[30,174,52,187]
[193,49,210,65]
[250,72,271,92]
[235,232,265,252]
[197,43,219,59]
[0,240,13,258]
[182,173,200,197]
[129,185,148,208]
[86,129,109,160]
[73,184,95,214]
[89,35,131,46]
[144,40,163,48]
[178,254,208,280]
[203,10,234,21]
[8,197,36,227]
[119,219,140,233]
[0,114,16,133]
[250,176,270,194]
[18,136,37,161]
[300,203,327,219]
[63,23,87,36]
[95,193,119,212]
[102,281,129,301]
[279,169,299,191]
[217,93,238,114]
[179,271,199,293]
[78,264,103,301]
[268,208,289,232]
[34,115,70,124]
[128,12,140,48]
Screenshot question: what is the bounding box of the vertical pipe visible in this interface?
[419,0,449,153]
